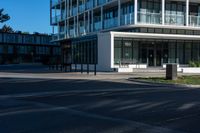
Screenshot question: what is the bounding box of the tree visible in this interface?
[0,24,14,33]
[0,9,10,23]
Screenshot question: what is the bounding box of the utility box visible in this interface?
[166,64,177,80]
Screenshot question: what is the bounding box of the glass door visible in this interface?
[148,49,154,66]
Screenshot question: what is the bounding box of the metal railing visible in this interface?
[52,15,61,24]
[189,15,200,27]
[138,12,161,24]
[165,14,185,26]
[104,17,118,29]
[121,13,134,25]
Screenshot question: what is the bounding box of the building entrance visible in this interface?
[147,48,162,67]
[148,49,154,66]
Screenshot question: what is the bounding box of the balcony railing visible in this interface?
[52,15,61,24]
[121,13,134,26]
[79,26,86,35]
[138,12,161,24]
[189,15,200,27]
[79,4,85,13]
[165,14,185,26]
[52,0,59,7]
[72,7,78,16]
[69,28,76,38]
[59,32,65,40]
[51,34,58,41]
[104,17,118,29]
[94,21,101,31]
[86,1,93,9]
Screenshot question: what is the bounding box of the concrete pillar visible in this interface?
[77,0,79,13]
[67,0,69,17]
[74,16,76,36]
[84,12,86,34]
[65,0,67,38]
[91,10,94,32]
[162,0,165,25]
[77,15,79,36]
[70,0,72,16]
[134,0,138,24]
[101,6,103,30]
[118,0,121,26]
[186,0,189,26]
[88,11,90,32]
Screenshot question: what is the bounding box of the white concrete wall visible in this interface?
[182,68,200,73]
[97,33,113,71]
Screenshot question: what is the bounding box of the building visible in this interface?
[0,32,61,65]
[50,0,200,72]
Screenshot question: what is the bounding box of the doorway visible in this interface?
[148,49,154,66]
[156,50,162,66]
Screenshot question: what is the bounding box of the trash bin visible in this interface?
[166,64,177,80]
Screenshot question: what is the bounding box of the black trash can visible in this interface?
[166,64,177,80]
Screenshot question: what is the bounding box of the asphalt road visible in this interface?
[0,76,200,133]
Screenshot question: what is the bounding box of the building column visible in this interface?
[101,6,103,30]
[77,15,79,36]
[91,10,94,32]
[77,0,79,13]
[118,0,121,26]
[70,0,72,16]
[162,0,165,25]
[134,0,138,24]
[88,11,90,33]
[84,12,86,34]
[67,0,69,17]
[74,17,76,36]
[65,0,67,38]
[186,0,189,26]
[67,20,69,37]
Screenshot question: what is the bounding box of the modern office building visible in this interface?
[0,32,61,65]
[50,0,200,72]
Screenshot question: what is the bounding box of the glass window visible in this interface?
[114,39,122,64]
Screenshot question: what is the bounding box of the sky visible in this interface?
[0,0,51,34]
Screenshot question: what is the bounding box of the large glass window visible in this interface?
[71,38,97,64]
[138,0,161,24]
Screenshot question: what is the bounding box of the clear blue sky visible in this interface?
[0,0,51,34]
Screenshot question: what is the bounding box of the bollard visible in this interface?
[94,64,97,76]
[166,64,177,80]
[81,64,83,73]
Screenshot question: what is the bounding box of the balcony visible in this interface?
[97,0,106,6]
[52,15,61,24]
[104,17,118,29]
[52,0,59,7]
[69,27,76,38]
[59,32,66,40]
[61,12,66,21]
[138,12,161,24]
[79,26,86,35]
[72,7,78,16]
[86,1,93,9]
[121,13,134,26]
[79,4,85,13]
[189,15,200,27]
[165,14,185,26]
[51,34,58,41]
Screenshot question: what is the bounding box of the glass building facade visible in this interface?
[114,37,200,66]
[50,0,200,70]
[0,32,60,64]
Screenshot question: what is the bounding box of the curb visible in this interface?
[128,78,200,88]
